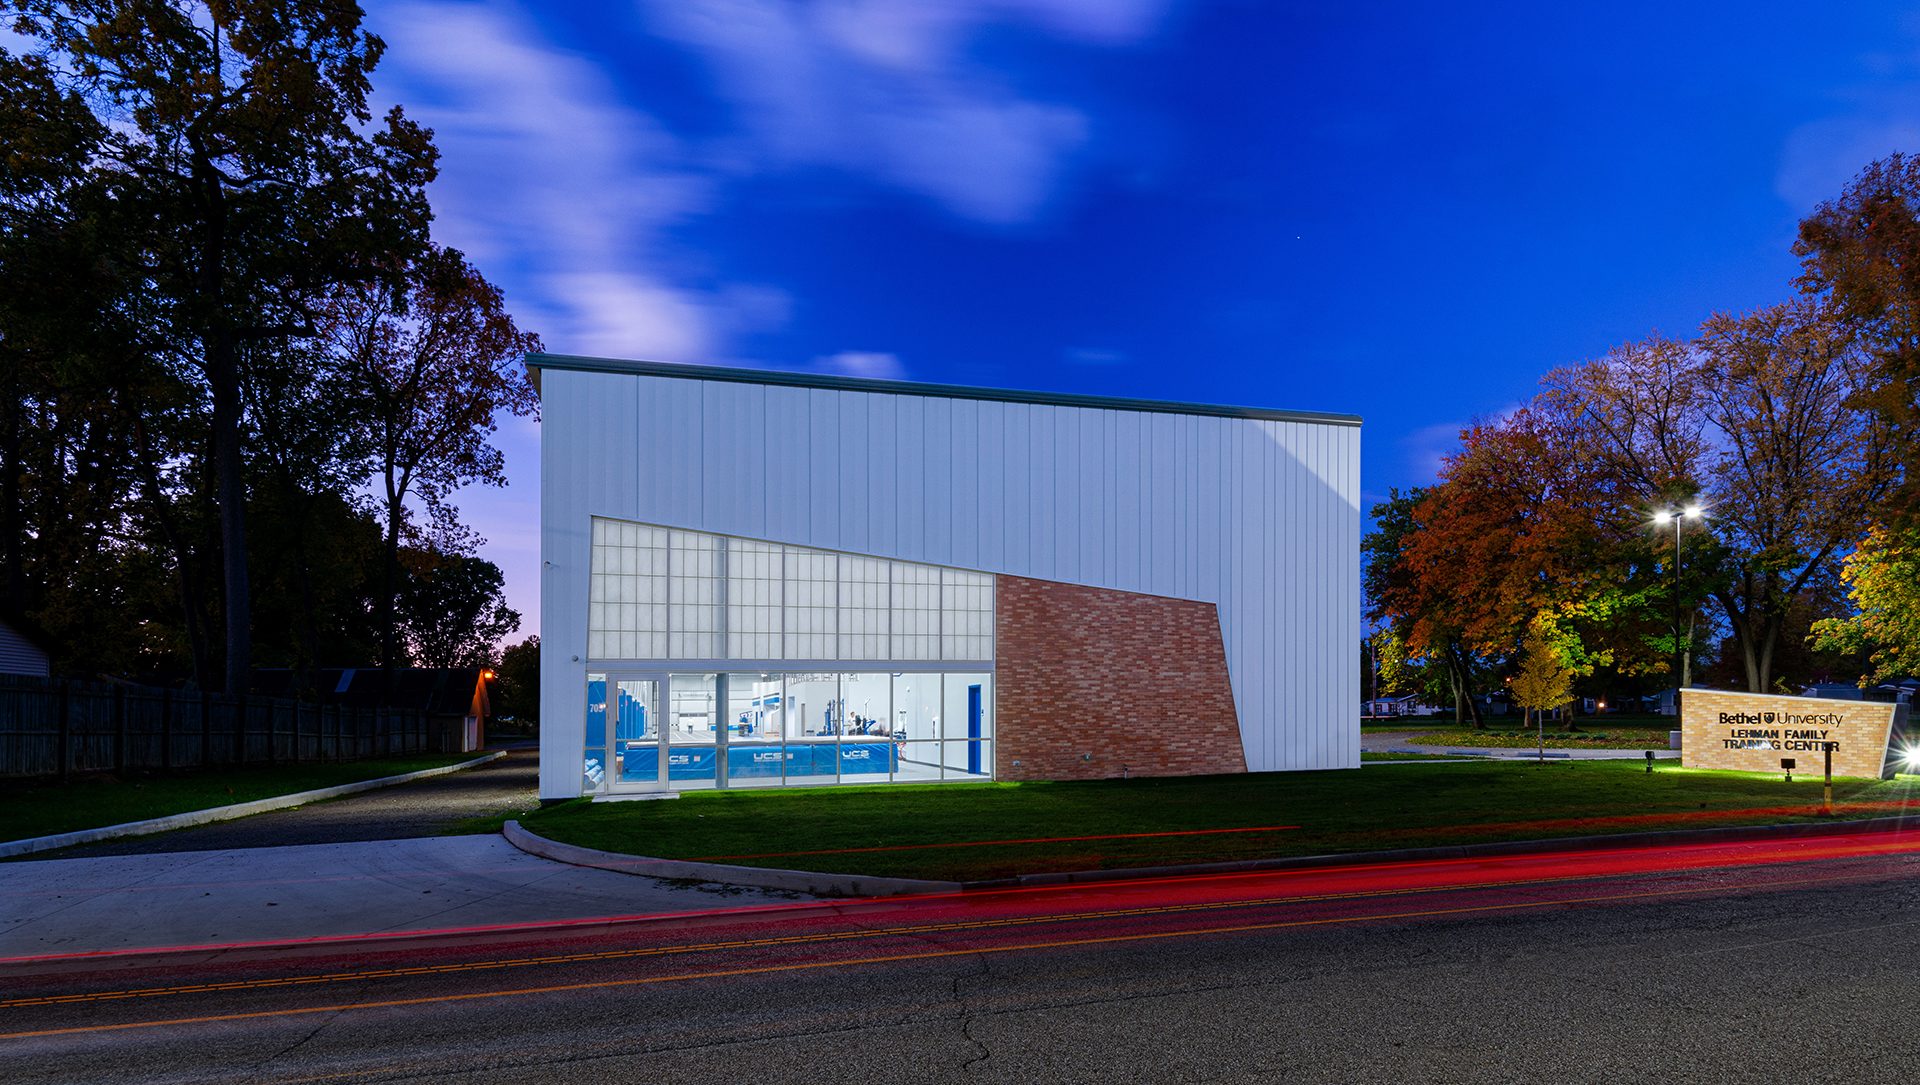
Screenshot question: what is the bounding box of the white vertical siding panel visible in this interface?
[1148,417,1173,598]
[1001,403,1028,574]
[835,393,866,557]
[924,398,953,567]
[1344,423,1362,765]
[973,401,1004,573]
[866,394,896,559]
[807,389,838,548]
[538,373,596,798]
[700,383,735,530]
[951,398,980,569]
[1111,412,1134,589]
[1025,405,1053,582]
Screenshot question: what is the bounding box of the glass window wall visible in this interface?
[588,517,993,664]
[584,517,995,792]
[590,670,992,791]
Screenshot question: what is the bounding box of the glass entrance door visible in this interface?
[666,674,720,786]
[609,678,663,791]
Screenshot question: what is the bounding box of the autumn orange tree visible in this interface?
[1365,485,1487,725]
[1365,407,1669,726]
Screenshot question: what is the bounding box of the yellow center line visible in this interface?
[0,868,1877,1043]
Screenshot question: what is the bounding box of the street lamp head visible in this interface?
[1652,510,1673,525]
[1683,503,1703,519]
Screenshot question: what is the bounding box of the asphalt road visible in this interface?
[54,745,543,856]
[8,827,1920,1083]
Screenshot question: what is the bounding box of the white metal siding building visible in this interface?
[534,357,1361,800]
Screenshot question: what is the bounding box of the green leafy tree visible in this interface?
[1370,628,1419,697]
[1510,615,1574,749]
[1546,301,1896,692]
[1810,525,1920,684]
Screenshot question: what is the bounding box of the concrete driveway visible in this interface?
[4,745,807,960]
[0,834,803,960]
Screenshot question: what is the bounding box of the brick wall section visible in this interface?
[1680,688,1904,779]
[994,574,1245,781]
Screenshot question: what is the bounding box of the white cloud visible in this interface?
[375,1,786,360]
[638,0,1174,224]
[1065,346,1126,365]
[817,350,907,379]
[1777,116,1920,210]
[1400,420,1465,482]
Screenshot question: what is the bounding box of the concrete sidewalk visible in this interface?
[0,834,805,961]
[1362,728,1680,761]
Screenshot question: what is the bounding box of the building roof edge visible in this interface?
[525,353,1362,427]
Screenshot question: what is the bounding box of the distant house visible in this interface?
[1364,694,1440,718]
[253,667,493,752]
[0,611,51,677]
[1872,678,1919,704]
[1800,682,1865,701]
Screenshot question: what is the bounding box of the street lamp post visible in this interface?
[1652,504,1703,720]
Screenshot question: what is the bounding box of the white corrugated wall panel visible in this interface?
[538,368,1361,796]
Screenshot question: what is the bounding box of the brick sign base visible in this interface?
[1680,688,1908,779]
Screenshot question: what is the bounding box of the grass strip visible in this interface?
[0,754,480,843]
[518,761,1920,882]
[1411,728,1674,750]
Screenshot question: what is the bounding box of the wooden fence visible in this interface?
[0,675,431,780]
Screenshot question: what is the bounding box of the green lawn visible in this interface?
[1360,751,1480,761]
[518,761,1920,882]
[0,754,480,844]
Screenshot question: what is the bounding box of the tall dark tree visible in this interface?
[1796,152,1920,521]
[492,635,539,725]
[325,244,540,672]
[395,549,520,670]
[243,334,374,686]
[8,0,438,691]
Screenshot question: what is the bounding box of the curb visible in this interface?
[960,810,1920,891]
[511,807,1920,898]
[0,751,508,859]
[501,820,961,898]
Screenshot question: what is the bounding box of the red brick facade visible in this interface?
[994,574,1245,781]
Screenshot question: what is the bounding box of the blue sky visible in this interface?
[364,0,1920,637]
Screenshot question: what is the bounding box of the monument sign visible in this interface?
[1680,688,1909,779]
